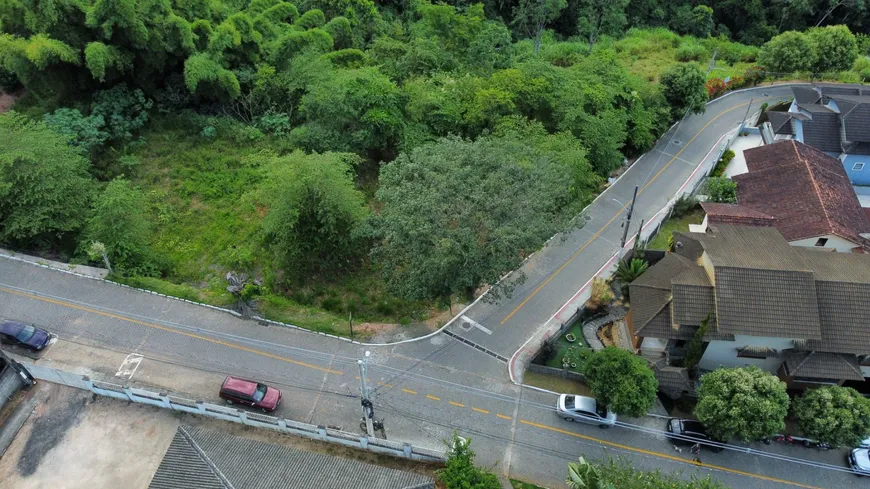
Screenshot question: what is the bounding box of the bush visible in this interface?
[254,111,292,135]
[706,176,737,203]
[436,434,501,489]
[711,149,735,177]
[854,57,870,81]
[675,44,707,62]
[744,65,766,86]
[90,84,153,144]
[586,278,614,311]
[0,65,19,92]
[44,108,109,159]
[671,195,700,218]
[705,77,726,99]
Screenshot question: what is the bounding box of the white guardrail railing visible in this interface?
[21,362,446,463]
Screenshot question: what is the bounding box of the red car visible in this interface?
[219,376,282,412]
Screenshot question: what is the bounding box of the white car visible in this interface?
[556,394,617,428]
[850,448,870,476]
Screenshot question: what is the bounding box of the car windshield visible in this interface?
[253,383,268,402]
[564,395,575,407]
[15,325,35,343]
[595,405,607,418]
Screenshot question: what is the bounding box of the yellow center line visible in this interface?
[426,394,441,401]
[519,420,822,489]
[501,102,754,325]
[0,286,344,376]
[496,414,512,420]
[401,388,418,395]
[449,401,465,408]
[472,407,489,414]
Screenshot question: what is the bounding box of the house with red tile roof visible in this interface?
[698,140,870,253]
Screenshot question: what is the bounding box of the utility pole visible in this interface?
[739,98,754,133]
[619,185,639,254]
[358,351,374,438]
[706,48,718,76]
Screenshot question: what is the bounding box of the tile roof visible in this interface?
[736,140,870,245]
[701,203,777,228]
[766,111,794,135]
[715,266,821,339]
[793,86,823,105]
[652,359,696,399]
[149,425,433,489]
[840,100,870,142]
[801,109,843,153]
[782,351,864,381]
[671,284,714,326]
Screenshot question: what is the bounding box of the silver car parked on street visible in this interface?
[556,394,617,428]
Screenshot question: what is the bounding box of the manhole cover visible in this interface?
[762,93,769,97]
[460,321,473,331]
[672,139,683,147]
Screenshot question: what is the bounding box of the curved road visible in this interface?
[0,84,852,489]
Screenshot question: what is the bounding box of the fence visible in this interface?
[20,362,445,463]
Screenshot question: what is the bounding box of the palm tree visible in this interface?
[566,457,613,489]
[615,258,649,285]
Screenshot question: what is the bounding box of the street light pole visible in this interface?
[619,185,639,253]
[358,351,374,438]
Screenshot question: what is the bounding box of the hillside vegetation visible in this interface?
[0,0,867,335]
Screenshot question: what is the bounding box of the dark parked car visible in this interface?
[0,320,52,351]
[219,376,282,412]
[666,418,725,452]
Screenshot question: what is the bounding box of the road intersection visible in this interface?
[1,84,856,488]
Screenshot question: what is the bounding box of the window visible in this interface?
[737,346,777,359]
[815,238,829,247]
[853,162,865,171]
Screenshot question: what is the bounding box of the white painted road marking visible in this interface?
[115,353,143,380]
[461,315,492,335]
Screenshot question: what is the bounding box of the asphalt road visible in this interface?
[1,84,856,489]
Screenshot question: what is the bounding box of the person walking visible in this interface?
[690,443,702,464]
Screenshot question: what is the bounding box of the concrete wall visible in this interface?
[844,154,870,185]
[789,234,858,253]
[699,335,794,373]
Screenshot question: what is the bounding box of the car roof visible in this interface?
[222,376,258,395]
[0,320,25,332]
[572,395,597,412]
[678,419,706,431]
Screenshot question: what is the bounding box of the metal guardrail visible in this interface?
[19,362,446,463]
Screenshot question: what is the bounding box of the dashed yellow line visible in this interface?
[449,401,465,408]
[519,419,823,489]
[0,286,343,375]
[496,414,512,420]
[472,407,489,414]
[426,394,441,401]
[378,382,394,388]
[401,388,417,395]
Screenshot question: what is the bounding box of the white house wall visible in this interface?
[789,234,857,253]
[699,335,795,373]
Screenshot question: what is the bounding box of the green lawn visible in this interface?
[647,209,706,250]
[543,321,591,373]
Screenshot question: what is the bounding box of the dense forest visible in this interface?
[0,0,868,334]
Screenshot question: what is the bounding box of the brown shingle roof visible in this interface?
[782,351,864,381]
[701,203,777,227]
[735,140,870,245]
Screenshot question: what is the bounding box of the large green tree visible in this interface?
[576,0,630,52]
[83,178,155,275]
[258,151,368,282]
[512,0,567,55]
[0,112,94,242]
[807,25,859,73]
[371,135,581,304]
[695,366,789,442]
[794,385,870,447]
[659,63,707,120]
[582,346,658,417]
[758,30,817,74]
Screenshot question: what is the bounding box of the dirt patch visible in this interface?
[0,91,18,114]
[16,384,91,477]
[355,302,467,343]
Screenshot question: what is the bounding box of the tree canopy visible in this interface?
[794,385,870,447]
[582,346,658,417]
[695,366,789,442]
[0,112,94,243]
[659,63,707,119]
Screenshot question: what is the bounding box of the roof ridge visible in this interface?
[177,426,236,489]
[637,299,672,332]
[797,146,838,237]
[840,353,864,377]
[794,351,816,372]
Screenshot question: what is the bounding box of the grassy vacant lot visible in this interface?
[125,115,431,336]
[648,208,706,250]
